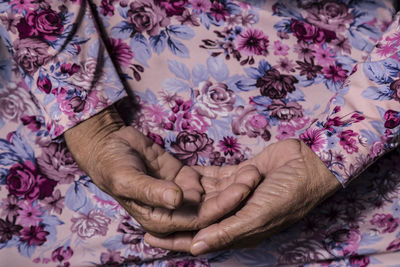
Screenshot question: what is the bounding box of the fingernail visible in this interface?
[191,241,209,255]
[163,189,178,208]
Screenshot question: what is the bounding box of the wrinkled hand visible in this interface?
[145,139,341,254]
[64,105,261,235]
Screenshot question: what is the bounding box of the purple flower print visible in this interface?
[277,239,326,264]
[190,0,211,13]
[171,131,214,165]
[117,219,145,245]
[100,249,124,265]
[108,38,134,67]
[42,189,64,215]
[176,9,201,26]
[384,110,400,129]
[236,28,269,56]
[167,99,209,132]
[100,0,115,16]
[71,210,111,239]
[13,38,51,75]
[338,130,359,154]
[390,79,400,101]
[37,75,52,94]
[18,201,43,226]
[156,0,187,16]
[291,19,336,44]
[323,64,348,83]
[174,258,209,266]
[6,160,57,201]
[217,136,240,156]
[57,88,99,116]
[52,246,73,263]
[296,57,323,80]
[306,1,354,32]
[37,141,81,184]
[127,0,170,36]
[147,132,165,148]
[70,58,105,91]
[209,151,225,166]
[0,82,38,123]
[9,0,36,13]
[268,100,303,121]
[370,213,400,234]
[60,63,80,76]
[210,2,229,22]
[387,237,400,251]
[324,228,361,257]
[20,225,49,246]
[256,68,298,99]
[0,195,21,220]
[195,81,235,119]
[349,255,370,267]
[273,40,289,56]
[299,128,327,152]
[231,105,270,140]
[0,218,22,243]
[17,9,64,41]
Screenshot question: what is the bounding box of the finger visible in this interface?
[190,203,261,255]
[174,166,204,202]
[196,165,261,226]
[112,170,183,209]
[198,183,250,225]
[126,199,200,234]
[144,232,194,252]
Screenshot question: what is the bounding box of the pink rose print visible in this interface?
[232,106,270,141]
[256,68,298,99]
[195,81,235,119]
[306,1,354,32]
[171,131,214,165]
[291,19,336,44]
[17,9,64,41]
[6,160,56,201]
[127,0,170,36]
[268,100,303,121]
[13,38,51,75]
[71,210,111,239]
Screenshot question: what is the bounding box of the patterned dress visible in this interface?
[0,0,400,266]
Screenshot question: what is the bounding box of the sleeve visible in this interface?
[298,12,400,186]
[0,0,127,138]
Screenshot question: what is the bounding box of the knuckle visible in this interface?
[217,226,234,247]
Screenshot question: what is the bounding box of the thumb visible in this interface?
[111,170,183,209]
[190,208,256,255]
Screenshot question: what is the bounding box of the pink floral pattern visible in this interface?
[0,0,400,266]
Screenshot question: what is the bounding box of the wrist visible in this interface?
[299,140,341,199]
[64,105,125,172]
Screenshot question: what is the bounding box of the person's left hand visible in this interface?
[144,139,341,254]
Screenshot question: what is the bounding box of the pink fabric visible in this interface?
[1,0,400,266]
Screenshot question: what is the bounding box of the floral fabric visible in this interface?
[1,0,400,266]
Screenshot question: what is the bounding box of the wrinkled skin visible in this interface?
[144,138,341,255]
[65,104,340,253]
[64,105,261,235]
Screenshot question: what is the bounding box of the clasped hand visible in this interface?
[65,105,340,256]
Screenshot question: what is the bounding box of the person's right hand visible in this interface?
[64,105,261,235]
